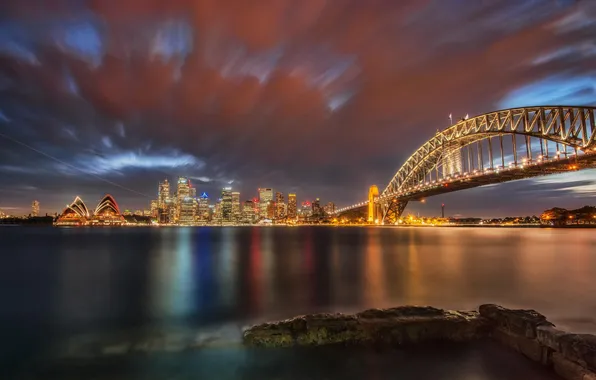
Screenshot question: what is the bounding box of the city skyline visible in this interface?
[1,1,596,217]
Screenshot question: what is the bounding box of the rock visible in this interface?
[552,352,591,380]
[479,304,554,338]
[558,334,596,373]
[243,306,491,348]
[537,325,568,352]
[492,328,545,363]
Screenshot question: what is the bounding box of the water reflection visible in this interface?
[2,226,596,337]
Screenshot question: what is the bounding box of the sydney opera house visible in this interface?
[55,194,125,226]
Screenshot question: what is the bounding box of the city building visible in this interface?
[221,187,233,223]
[232,191,241,223]
[54,196,90,226]
[197,192,210,222]
[213,200,222,223]
[179,196,195,224]
[266,200,275,220]
[158,179,170,208]
[176,177,191,221]
[287,193,297,220]
[300,201,312,219]
[242,200,257,224]
[190,187,196,198]
[89,194,125,225]
[275,192,285,220]
[258,188,273,219]
[324,202,335,215]
[31,200,39,217]
[150,200,158,217]
[312,198,323,218]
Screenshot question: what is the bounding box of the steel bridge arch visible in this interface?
[381,106,596,198]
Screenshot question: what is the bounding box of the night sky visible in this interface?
[1,0,595,217]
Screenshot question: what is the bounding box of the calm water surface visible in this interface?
[1,226,595,378]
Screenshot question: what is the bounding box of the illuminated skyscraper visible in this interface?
[232,191,241,223]
[158,179,170,208]
[213,200,222,223]
[287,193,297,219]
[312,198,323,218]
[31,200,39,217]
[197,192,210,222]
[150,200,158,217]
[179,196,195,224]
[324,202,335,215]
[221,187,233,223]
[275,192,285,220]
[176,177,190,221]
[242,200,257,223]
[190,186,197,198]
[258,188,273,218]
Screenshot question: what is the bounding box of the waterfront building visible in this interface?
[179,196,195,224]
[324,202,335,215]
[158,179,170,208]
[55,196,90,226]
[232,191,241,223]
[150,200,158,217]
[167,199,176,223]
[221,187,233,223]
[287,193,297,220]
[123,209,133,216]
[31,200,39,217]
[275,192,285,220]
[134,210,143,216]
[312,198,323,218]
[299,201,312,220]
[213,200,222,223]
[89,194,125,225]
[143,209,152,217]
[258,188,273,218]
[266,200,275,220]
[242,200,257,223]
[176,177,190,221]
[197,192,210,222]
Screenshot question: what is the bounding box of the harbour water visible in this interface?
[1,226,595,379]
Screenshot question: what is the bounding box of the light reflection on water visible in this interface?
[2,226,596,337]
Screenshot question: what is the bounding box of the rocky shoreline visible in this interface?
[243,304,596,380]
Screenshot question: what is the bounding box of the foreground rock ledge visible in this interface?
[243,304,596,380]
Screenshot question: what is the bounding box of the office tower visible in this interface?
[158,179,170,208]
[312,198,323,217]
[150,200,158,217]
[31,200,39,217]
[287,193,297,219]
[232,191,241,223]
[213,200,222,223]
[275,192,285,219]
[179,196,195,224]
[258,188,273,218]
[197,192,210,222]
[167,199,176,223]
[190,186,196,198]
[242,200,256,223]
[266,200,275,219]
[324,202,335,215]
[176,177,190,221]
[300,201,313,219]
[221,187,233,223]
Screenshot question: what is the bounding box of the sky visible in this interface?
[0,0,596,217]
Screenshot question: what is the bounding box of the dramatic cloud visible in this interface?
[0,0,595,216]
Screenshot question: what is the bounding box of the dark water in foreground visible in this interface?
[1,226,595,379]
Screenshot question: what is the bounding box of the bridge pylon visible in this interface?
[367,185,379,223]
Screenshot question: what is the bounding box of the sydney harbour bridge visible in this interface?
[334,106,596,224]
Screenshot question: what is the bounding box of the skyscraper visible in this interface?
[197,192,210,222]
[258,188,273,218]
[31,200,39,217]
[312,198,323,218]
[158,179,170,208]
[232,191,241,223]
[176,177,190,221]
[242,200,256,224]
[324,202,335,215]
[221,187,233,223]
[275,192,285,220]
[150,200,158,217]
[287,193,297,220]
[179,196,195,224]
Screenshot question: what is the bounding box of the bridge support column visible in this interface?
[381,199,408,225]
